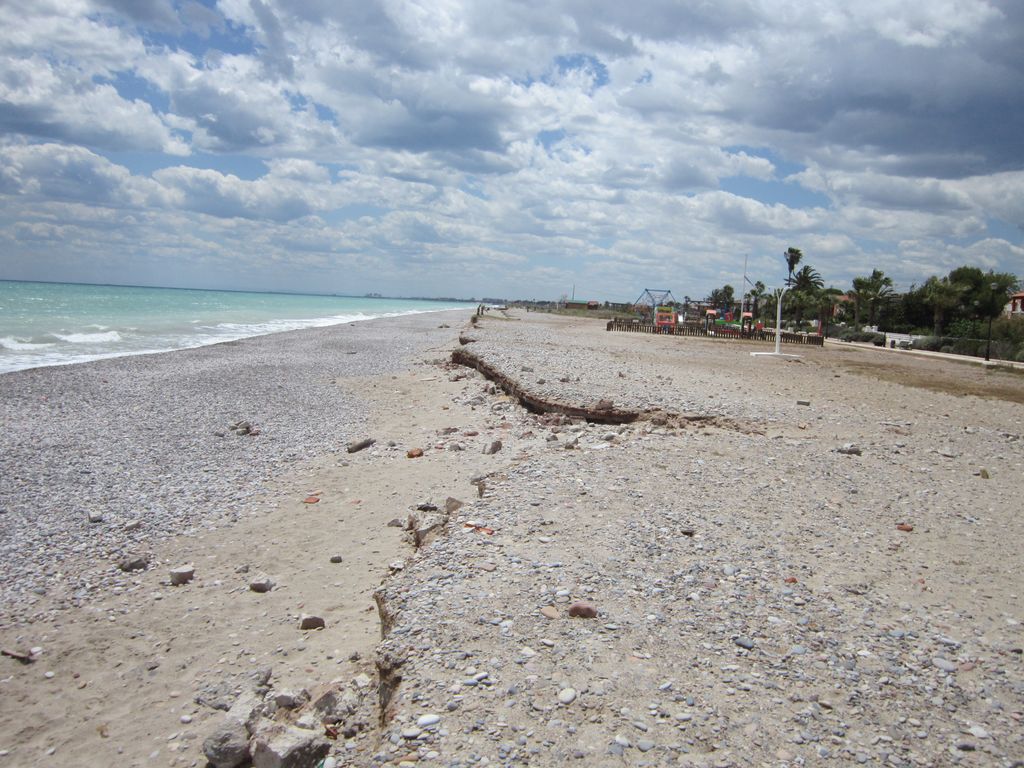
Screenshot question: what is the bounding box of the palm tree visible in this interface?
[792,265,824,292]
[816,287,844,337]
[785,247,803,285]
[747,280,766,321]
[922,276,963,336]
[851,270,894,327]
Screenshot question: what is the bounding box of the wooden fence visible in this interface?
[606,320,824,347]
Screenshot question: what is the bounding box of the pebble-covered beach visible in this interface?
[0,311,467,623]
[0,308,1021,767]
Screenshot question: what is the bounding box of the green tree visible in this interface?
[784,247,802,285]
[787,265,825,324]
[851,270,894,327]
[922,275,963,336]
[816,287,844,336]
[707,285,735,312]
[747,280,767,320]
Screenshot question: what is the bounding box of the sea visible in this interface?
[0,280,472,374]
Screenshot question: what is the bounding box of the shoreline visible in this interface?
[0,300,472,376]
[0,309,1021,766]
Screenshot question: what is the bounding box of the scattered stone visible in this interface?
[346,438,376,453]
[558,688,577,704]
[249,576,275,593]
[567,601,598,619]
[932,657,957,673]
[540,606,559,620]
[796,400,811,406]
[734,636,755,650]
[273,689,308,709]
[387,518,403,528]
[836,443,862,455]
[329,555,343,563]
[302,496,320,504]
[483,440,503,455]
[169,565,195,586]
[118,553,150,572]
[896,523,914,532]
[87,511,104,523]
[406,448,424,458]
[445,497,464,514]
[299,615,325,631]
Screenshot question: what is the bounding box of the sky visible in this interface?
[0,0,1022,301]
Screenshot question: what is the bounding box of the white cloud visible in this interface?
[0,0,1021,300]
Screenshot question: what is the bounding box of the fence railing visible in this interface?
[606,320,824,346]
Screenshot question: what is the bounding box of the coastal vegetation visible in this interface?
[703,251,1022,362]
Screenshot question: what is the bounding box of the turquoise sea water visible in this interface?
[0,281,471,373]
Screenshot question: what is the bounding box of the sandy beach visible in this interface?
[1,309,1022,767]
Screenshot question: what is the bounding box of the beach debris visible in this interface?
[978,468,990,479]
[796,400,811,406]
[273,689,308,710]
[836,443,862,455]
[896,523,914,532]
[299,614,326,630]
[346,437,375,453]
[408,509,449,548]
[568,601,598,619]
[464,523,495,535]
[250,723,330,768]
[202,719,250,768]
[124,519,142,532]
[302,495,320,504]
[483,439,503,455]
[169,565,195,586]
[249,575,275,593]
[118,553,150,572]
[1,648,35,664]
[407,448,424,458]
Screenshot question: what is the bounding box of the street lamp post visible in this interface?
[986,281,999,362]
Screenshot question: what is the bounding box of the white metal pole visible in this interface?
[774,286,787,355]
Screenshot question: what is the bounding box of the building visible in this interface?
[1006,291,1024,317]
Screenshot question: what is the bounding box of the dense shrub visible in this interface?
[911,336,943,352]
[837,329,885,344]
[912,334,1022,361]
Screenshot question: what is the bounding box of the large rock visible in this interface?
[311,683,359,724]
[250,723,330,768]
[406,510,448,548]
[202,719,250,768]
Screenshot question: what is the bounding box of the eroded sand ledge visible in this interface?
[1,309,1022,767]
